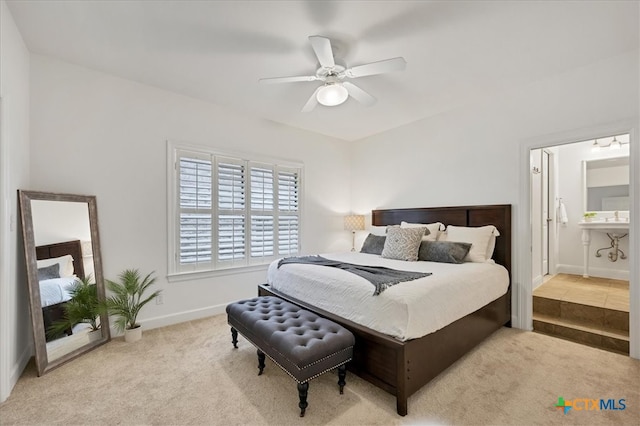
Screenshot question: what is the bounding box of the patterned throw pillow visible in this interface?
[381,226,426,261]
[37,263,60,280]
[418,241,472,264]
[360,234,386,255]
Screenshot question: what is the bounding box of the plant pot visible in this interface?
[124,326,142,343]
[87,329,102,343]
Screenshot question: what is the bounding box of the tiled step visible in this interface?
[533,294,629,355]
[532,275,630,355]
[533,295,629,334]
[533,313,629,355]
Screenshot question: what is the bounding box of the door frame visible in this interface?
[517,118,639,359]
[543,148,557,277]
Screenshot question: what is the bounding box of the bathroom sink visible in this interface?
[578,220,629,232]
[578,220,629,278]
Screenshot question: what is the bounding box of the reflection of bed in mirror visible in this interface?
[36,240,85,342]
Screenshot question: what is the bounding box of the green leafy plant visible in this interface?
[102,269,161,333]
[583,212,597,218]
[47,275,100,339]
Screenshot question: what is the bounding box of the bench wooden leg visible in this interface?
[297,382,309,417]
[257,349,266,375]
[337,364,346,394]
[230,327,238,348]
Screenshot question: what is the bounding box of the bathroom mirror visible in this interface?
[582,156,630,213]
[18,190,110,376]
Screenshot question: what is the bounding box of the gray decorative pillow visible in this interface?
[381,226,426,261]
[418,241,472,264]
[38,263,60,280]
[360,234,386,255]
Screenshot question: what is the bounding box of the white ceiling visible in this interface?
[6,0,639,141]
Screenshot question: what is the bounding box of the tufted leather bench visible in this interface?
[226,296,355,417]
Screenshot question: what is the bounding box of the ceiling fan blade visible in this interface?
[343,82,376,106]
[309,35,335,69]
[259,75,319,84]
[301,87,322,112]
[343,57,407,78]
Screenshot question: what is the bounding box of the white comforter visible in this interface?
[40,276,77,308]
[267,252,509,341]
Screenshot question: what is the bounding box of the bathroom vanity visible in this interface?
[578,217,629,278]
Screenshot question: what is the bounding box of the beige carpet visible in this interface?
[1,314,638,425]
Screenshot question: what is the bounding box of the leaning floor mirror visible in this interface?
[19,190,110,375]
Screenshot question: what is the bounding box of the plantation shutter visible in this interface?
[277,168,300,256]
[170,143,303,275]
[177,152,213,270]
[216,158,246,265]
[250,164,275,261]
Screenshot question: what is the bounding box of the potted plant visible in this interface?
[102,269,161,343]
[583,212,597,222]
[47,275,101,341]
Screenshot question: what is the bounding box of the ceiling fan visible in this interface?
[259,35,407,112]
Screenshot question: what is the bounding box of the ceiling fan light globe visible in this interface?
[316,84,348,106]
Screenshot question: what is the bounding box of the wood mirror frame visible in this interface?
[18,190,110,375]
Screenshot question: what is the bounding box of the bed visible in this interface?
[259,204,511,416]
[36,240,85,341]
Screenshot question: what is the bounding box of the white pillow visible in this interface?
[401,221,444,241]
[441,225,500,263]
[369,225,388,236]
[37,254,75,278]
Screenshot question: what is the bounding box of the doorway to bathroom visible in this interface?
[530,133,630,355]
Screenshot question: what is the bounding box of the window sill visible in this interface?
[167,264,270,283]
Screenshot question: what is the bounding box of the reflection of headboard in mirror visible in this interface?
[36,240,85,280]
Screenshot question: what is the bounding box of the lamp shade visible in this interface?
[344,215,365,231]
[317,83,349,106]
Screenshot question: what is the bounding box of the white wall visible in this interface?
[0,0,31,403]
[29,55,352,331]
[31,199,95,280]
[351,49,639,327]
[556,140,630,280]
[31,200,91,246]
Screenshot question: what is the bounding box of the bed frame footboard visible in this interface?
[258,283,510,416]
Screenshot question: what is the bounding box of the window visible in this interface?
[169,143,302,275]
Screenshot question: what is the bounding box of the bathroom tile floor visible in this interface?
[533,273,629,312]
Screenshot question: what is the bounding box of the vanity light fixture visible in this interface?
[317,83,349,106]
[591,135,629,152]
[610,136,621,150]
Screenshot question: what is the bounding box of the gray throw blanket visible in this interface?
[277,255,432,296]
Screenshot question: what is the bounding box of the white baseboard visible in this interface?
[2,343,33,402]
[556,264,629,281]
[107,304,228,337]
[511,280,532,331]
[532,274,544,290]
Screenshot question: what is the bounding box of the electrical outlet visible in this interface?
[155,294,164,305]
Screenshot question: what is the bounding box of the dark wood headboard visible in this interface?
[36,240,86,280]
[372,204,512,279]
